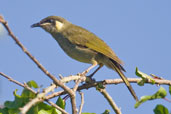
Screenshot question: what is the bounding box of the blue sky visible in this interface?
[0,0,171,114]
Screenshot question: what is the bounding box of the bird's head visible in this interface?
[31,16,69,33]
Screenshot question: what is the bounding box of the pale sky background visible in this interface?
[0,0,171,114]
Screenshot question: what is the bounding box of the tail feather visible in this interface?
[110,59,138,101]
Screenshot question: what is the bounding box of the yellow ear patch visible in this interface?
[55,21,64,30]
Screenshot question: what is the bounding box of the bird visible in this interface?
[31,16,138,101]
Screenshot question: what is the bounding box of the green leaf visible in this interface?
[0,107,9,114]
[56,97,66,109]
[153,104,169,114]
[135,87,167,108]
[27,80,39,88]
[28,102,59,114]
[27,105,39,114]
[38,109,52,114]
[102,109,110,114]
[21,80,37,99]
[1,80,62,114]
[8,109,20,114]
[169,86,171,95]
[38,108,58,114]
[4,89,23,109]
[135,67,155,86]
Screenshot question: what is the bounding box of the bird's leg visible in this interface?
[81,62,97,76]
[88,64,103,78]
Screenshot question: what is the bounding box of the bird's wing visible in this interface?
[64,25,123,65]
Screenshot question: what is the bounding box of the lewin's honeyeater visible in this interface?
[31,16,138,101]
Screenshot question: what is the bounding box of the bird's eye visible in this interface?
[47,19,54,23]
[45,19,54,23]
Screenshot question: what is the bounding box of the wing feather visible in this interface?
[62,25,123,65]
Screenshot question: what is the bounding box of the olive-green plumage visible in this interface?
[31,16,138,101]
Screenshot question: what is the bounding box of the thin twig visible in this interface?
[70,93,77,114]
[78,92,84,114]
[20,97,41,114]
[100,89,121,114]
[46,100,69,114]
[70,76,86,114]
[73,78,83,92]
[0,72,36,94]
[71,77,85,113]
[73,80,81,92]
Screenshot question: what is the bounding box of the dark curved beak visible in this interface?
[31,22,41,28]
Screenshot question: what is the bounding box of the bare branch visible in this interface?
[69,76,86,114]
[46,100,69,114]
[103,78,171,85]
[0,72,36,94]
[70,93,78,114]
[73,76,85,92]
[45,78,171,100]
[99,88,121,114]
[78,92,84,114]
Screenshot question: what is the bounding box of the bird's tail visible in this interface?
[110,59,138,101]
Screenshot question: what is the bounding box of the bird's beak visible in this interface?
[31,22,41,28]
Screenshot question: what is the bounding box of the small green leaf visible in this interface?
[21,81,38,99]
[21,89,36,99]
[151,87,167,99]
[135,87,167,108]
[38,109,58,114]
[56,96,66,109]
[38,109,52,114]
[153,104,169,114]
[137,79,148,86]
[13,89,20,97]
[135,67,155,85]
[0,107,9,114]
[27,80,39,88]
[4,89,23,109]
[169,86,171,95]
[8,109,20,114]
[102,109,110,114]
[27,104,39,114]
